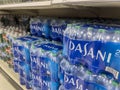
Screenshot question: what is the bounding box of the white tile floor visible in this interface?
[0,72,16,90]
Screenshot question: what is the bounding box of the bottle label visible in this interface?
[84,80,107,90]
[64,72,85,90]
[40,78,50,90]
[36,43,62,51]
[31,53,38,70]
[32,73,41,87]
[38,56,50,76]
[38,21,44,36]
[66,38,120,82]
[51,24,67,41]
[30,23,37,35]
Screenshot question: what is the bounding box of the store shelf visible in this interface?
[1,0,120,10]
[0,0,120,18]
[0,60,26,90]
[0,71,16,90]
[52,0,63,4]
[53,0,120,7]
[0,1,51,10]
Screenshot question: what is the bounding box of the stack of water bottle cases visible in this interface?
[12,17,120,90]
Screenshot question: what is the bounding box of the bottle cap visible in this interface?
[112,80,119,86]
[67,24,72,27]
[75,26,80,29]
[115,30,120,34]
[88,27,93,31]
[98,29,106,33]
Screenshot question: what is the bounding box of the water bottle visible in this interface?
[60,58,71,74]
[75,25,85,40]
[24,64,32,89]
[19,61,26,85]
[105,79,120,90]
[93,29,112,42]
[13,59,19,72]
[63,24,72,38]
[32,71,41,89]
[37,49,50,76]
[96,74,108,86]
[49,53,63,82]
[63,24,72,57]
[112,30,120,42]
[68,24,79,39]
[30,18,37,35]
[59,85,65,90]
[84,27,95,40]
[50,19,67,41]
[71,65,87,80]
[43,19,51,38]
[30,49,39,73]
[37,19,43,37]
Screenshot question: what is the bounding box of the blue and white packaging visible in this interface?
[31,41,63,90]
[12,38,21,61]
[30,38,46,73]
[24,64,32,89]
[19,61,26,85]
[30,48,39,74]
[30,18,38,35]
[19,60,32,89]
[60,58,120,90]
[60,58,86,90]
[32,72,41,89]
[50,19,67,42]
[16,35,40,64]
[37,42,62,81]
[30,18,51,38]
[13,59,19,73]
[63,24,120,83]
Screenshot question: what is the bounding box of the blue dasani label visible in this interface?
[64,72,85,90]
[67,38,120,82]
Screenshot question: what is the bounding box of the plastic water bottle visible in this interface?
[24,64,32,89]
[96,75,107,84]
[60,58,86,78]
[50,19,67,41]
[63,24,72,57]
[30,18,38,35]
[37,19,43,37]
[32,72,41,90]
[104,79,120,90]
[68,24,79,39]
[13,59,19,73]
[72,65,87,80]
[30,49,39,73]
[112,30,120,42]
[85,27,95,40]
[75,25,85,40]
[19,61,26,85]
[64,24,72,37]
[49,54,62,82]
[93,29,112,42]
[60,58,71,74]
[59,85,64,90]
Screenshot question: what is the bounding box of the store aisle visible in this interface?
[0,72,16,90]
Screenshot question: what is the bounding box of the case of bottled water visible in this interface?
[63,23,120,90]
[30,41,63,90]
[50,19,67,42]
[30,18,51,38]
[12,35,42,89]
[60,57,120,90]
